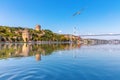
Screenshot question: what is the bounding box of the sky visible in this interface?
[0,0,120,39]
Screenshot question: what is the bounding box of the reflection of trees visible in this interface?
[0,44,23,59]
[0,43,81,59]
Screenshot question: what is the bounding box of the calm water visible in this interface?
[0,43,120,80]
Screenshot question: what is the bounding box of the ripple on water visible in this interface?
[0,61,116,80]
[20,75,34,80]
[0,49,119,80]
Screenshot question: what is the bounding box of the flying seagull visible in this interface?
[73,8,84,16]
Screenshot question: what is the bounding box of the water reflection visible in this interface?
[0,43,80,60]
[35,53,41,61]
[22,43,29,57]
[1,43,120,61]
[1,43,120,80]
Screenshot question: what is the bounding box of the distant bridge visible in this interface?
[80,34,120,37]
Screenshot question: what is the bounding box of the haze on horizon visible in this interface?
[0,0,120,39]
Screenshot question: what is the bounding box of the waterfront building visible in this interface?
[22,29,30,42]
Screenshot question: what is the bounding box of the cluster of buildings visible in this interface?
[22,25,41,42]
[0,24,42,42]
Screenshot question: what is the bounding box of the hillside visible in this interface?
[0,25,77,42]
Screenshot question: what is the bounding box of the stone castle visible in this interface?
[22,25,41,42]
[35,25,41,31]
[22,29,30,42]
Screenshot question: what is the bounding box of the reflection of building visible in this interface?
[0,43,81,59]
[22,43,29,56]
[35,53,41,61]
[35,25,41,31]
[22,29,30,42]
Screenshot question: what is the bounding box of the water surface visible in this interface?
[0,43,120,80]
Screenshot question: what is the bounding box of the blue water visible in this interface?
[0,44,120,80]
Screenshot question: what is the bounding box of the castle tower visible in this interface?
[35,25,41,31]
[22,29,30,42]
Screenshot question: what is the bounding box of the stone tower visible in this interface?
[22,29,30,42]
[35,25,41,31]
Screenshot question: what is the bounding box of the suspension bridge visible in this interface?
[80,33,120,37]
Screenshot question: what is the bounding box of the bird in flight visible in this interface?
[73,8,84,16]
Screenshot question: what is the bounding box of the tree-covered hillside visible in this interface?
[0,26,77,42]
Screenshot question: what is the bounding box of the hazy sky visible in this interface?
[0,0,120,36]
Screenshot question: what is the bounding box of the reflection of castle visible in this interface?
[35,53,41,61]
[22,43,29,57]
[0,43,80,60]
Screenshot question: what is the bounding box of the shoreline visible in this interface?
[0,41,75,44]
